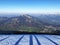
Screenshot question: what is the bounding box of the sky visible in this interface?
[0,0,60,14]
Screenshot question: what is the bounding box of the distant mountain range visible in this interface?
[0,14,60,34]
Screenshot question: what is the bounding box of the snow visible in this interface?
[45,35,60,45]
[0,34,60,45]
[36,35,55,45]
[18,35,29,45]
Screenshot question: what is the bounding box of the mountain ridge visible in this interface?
[0,14,60,34]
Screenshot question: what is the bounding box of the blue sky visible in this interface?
[0,0,60,14]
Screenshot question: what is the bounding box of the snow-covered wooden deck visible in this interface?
[0,34,60,45]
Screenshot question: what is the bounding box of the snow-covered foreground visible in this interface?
[0,34,60,45]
